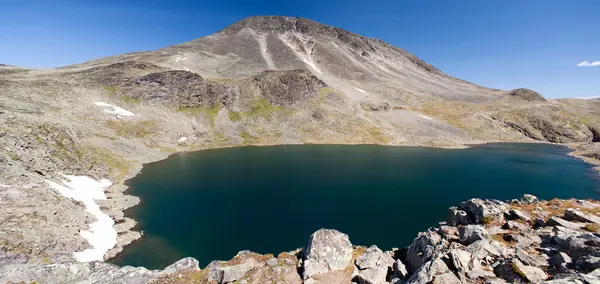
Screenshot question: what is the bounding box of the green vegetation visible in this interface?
[240,131,260,144]
[85,146,132,182]
[102,85,118,95]
[121,95,141,105]
[7,152,19,161]
[228,110,243,122]
[584,223,600,233]
[178,102,221,121]
[482,216,493,225]
[512,261,528,280]
[106,120,157,138]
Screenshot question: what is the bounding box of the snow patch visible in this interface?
[354,87,367,94]
[175,56,188,63]
[178,136,188,143]
[46,175,117,262]
[0,184,9,188]
[94,102,135,117]
[418,114,433,120]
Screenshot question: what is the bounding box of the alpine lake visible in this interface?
[109,143,600,269]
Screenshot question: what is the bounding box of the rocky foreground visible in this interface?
[3,194,600,283]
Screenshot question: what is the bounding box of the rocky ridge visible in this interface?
[3,194,600,283]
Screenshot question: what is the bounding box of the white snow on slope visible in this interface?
[418,114,433,120]
[46,175,117,262]
[354,87,367,94]
[94,102,135,116]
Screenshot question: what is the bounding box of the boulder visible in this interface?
[515,249,547,267]
[447,207,471,226]
[466,240,501,260]
[393,259,408,278]
[303,229,353,280]
[502,220,530,231]
[163,257,200,274]
[431,271,462,284]
[406,230,444,272]
[449,249,472,271]
[547,216,586,230]
[512,259,548,283]
[458,199,508,225]
[521,194,539,204]
[459,225,489,245]
[507,209,532,222]
[553,232,600,259]
[355,245,394,284]
[467,269,496,280]
[564,208,600,224]
[209,263,254,284]
[576,256,600,273]
[407,257,452,284]
[550,252,572,269]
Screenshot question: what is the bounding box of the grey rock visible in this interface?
[503,220,531,231]
[447,207,471,226]
[565,208,600,225]
[393,259,408,278]
[163,257,199,274]
[450,248,472,271]
[576,256,600,273]
[550,252,573,268]
[521,194,539,204]
[508,209,532,222]
[516,249,547,267]
[553,232,600,259]
[266,258,278,267]
[467,269,496,280]
[512,259,548,283]
[407,257,451,284]
[458,198,508,225]
[431,271,462,284]
[406,230,444,272]
[485,278,508,284]
[459,225,489,245]
[466,240,501,260]
[209,262,254,284]
[355,245,393,284]
[302,229,353,280]
[547,217,586,230]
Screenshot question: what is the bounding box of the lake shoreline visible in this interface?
[108,141,600,269]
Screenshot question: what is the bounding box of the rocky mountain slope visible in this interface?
[4,194,600,283]
[1,16,600,283]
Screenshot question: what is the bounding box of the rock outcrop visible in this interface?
[3,194,600,283]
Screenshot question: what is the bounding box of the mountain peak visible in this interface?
[218,16,331,35]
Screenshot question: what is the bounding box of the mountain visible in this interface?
[1,16,600,283]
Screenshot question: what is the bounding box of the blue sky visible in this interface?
[1,0,598,98]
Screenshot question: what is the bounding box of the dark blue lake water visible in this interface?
[109,143,600,269]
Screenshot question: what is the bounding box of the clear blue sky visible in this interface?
[1,0,599,98]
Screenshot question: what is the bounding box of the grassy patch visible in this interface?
[105,120,157,138]
[7,152,19,161]
[178,102,221,121]
[85,146,132,181]
[121,95,141,105]
[101,85,118,95]
[248,98,287,118]
[228,110,243,122]
[240,131,260,144]
[584,223,600,233]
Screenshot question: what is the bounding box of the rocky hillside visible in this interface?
[1,15,600,284]
[4,194,600,283]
